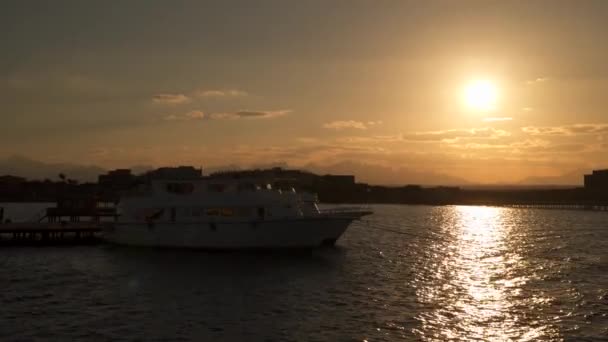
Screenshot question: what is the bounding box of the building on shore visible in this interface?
[318,174,355,186]
[209,167,318,188]
[144,166,203,180]
[0,175,26,191]
[584,169,608,191]
[98,169,135,190]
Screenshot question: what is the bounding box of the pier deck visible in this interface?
[0,222,109,245]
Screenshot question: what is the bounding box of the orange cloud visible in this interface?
[403,127,511,142]
[526,77,549,85]
[522,123,608,136]
[196,89,248,97]
[483,117,513,122]
[164,110,205,121]
[165,110,289,121]
[209,110,290,119]
[322,120,381,130]
[153,93,191,104]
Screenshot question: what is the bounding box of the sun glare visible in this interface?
[464,80,498,111]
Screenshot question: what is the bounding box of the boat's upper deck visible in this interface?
[118,178,320,221]
[123,178,302,197]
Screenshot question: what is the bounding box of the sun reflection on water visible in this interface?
[413,206,558,341]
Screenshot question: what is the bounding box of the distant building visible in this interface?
[98,169,135,189]
[584,169,608,191]
[0,175,26,184]
[0,175,27,200]
[319,174,355,186]
[210,167,317,187]
[145,166,202,180]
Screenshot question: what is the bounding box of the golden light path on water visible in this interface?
[412,206,560,341]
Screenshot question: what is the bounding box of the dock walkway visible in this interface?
[0,222,109,245]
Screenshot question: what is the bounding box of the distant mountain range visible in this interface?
[0,155,154,182]
[0,155,590,187]
[302,160,470,186]
[0,155,107,182]
[517,169,585,186]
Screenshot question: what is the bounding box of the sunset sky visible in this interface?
[2,1,608,184]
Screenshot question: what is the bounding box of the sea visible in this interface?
[1,204,607,341]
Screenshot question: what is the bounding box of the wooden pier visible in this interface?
[0,196,119,246]
[0,222,109,245]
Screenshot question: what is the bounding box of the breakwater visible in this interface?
[315,185,608,210]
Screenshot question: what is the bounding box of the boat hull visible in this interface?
[103,217,355,249]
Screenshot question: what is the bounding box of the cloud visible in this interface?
[521,126,567,136]
[522,123,608,136]
[327,127,511,147]
[153,93,191,104]
[526,143,590,153]
[445,139,589,154]
[403,127,511,142]
[567,124,608,134]
[164,110,205,121]
[165,109,289,122]
[235,110,289,118]
[210,110,290,120]
[196,89,248,97]
[323,120,382,130]
[526,77,549,85]
[185,111,205,119]
[335,134,403,144]
[152,88,247,104]
[323,120,367,130]
[483,117,513,122]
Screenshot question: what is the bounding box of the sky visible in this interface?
[2,0,608,184]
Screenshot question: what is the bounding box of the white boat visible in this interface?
[103,178,372,249]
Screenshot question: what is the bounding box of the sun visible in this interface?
[464,80,498,111]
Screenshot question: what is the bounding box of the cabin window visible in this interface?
[257,207,265,219]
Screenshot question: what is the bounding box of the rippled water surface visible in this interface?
[2,205,608,341]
